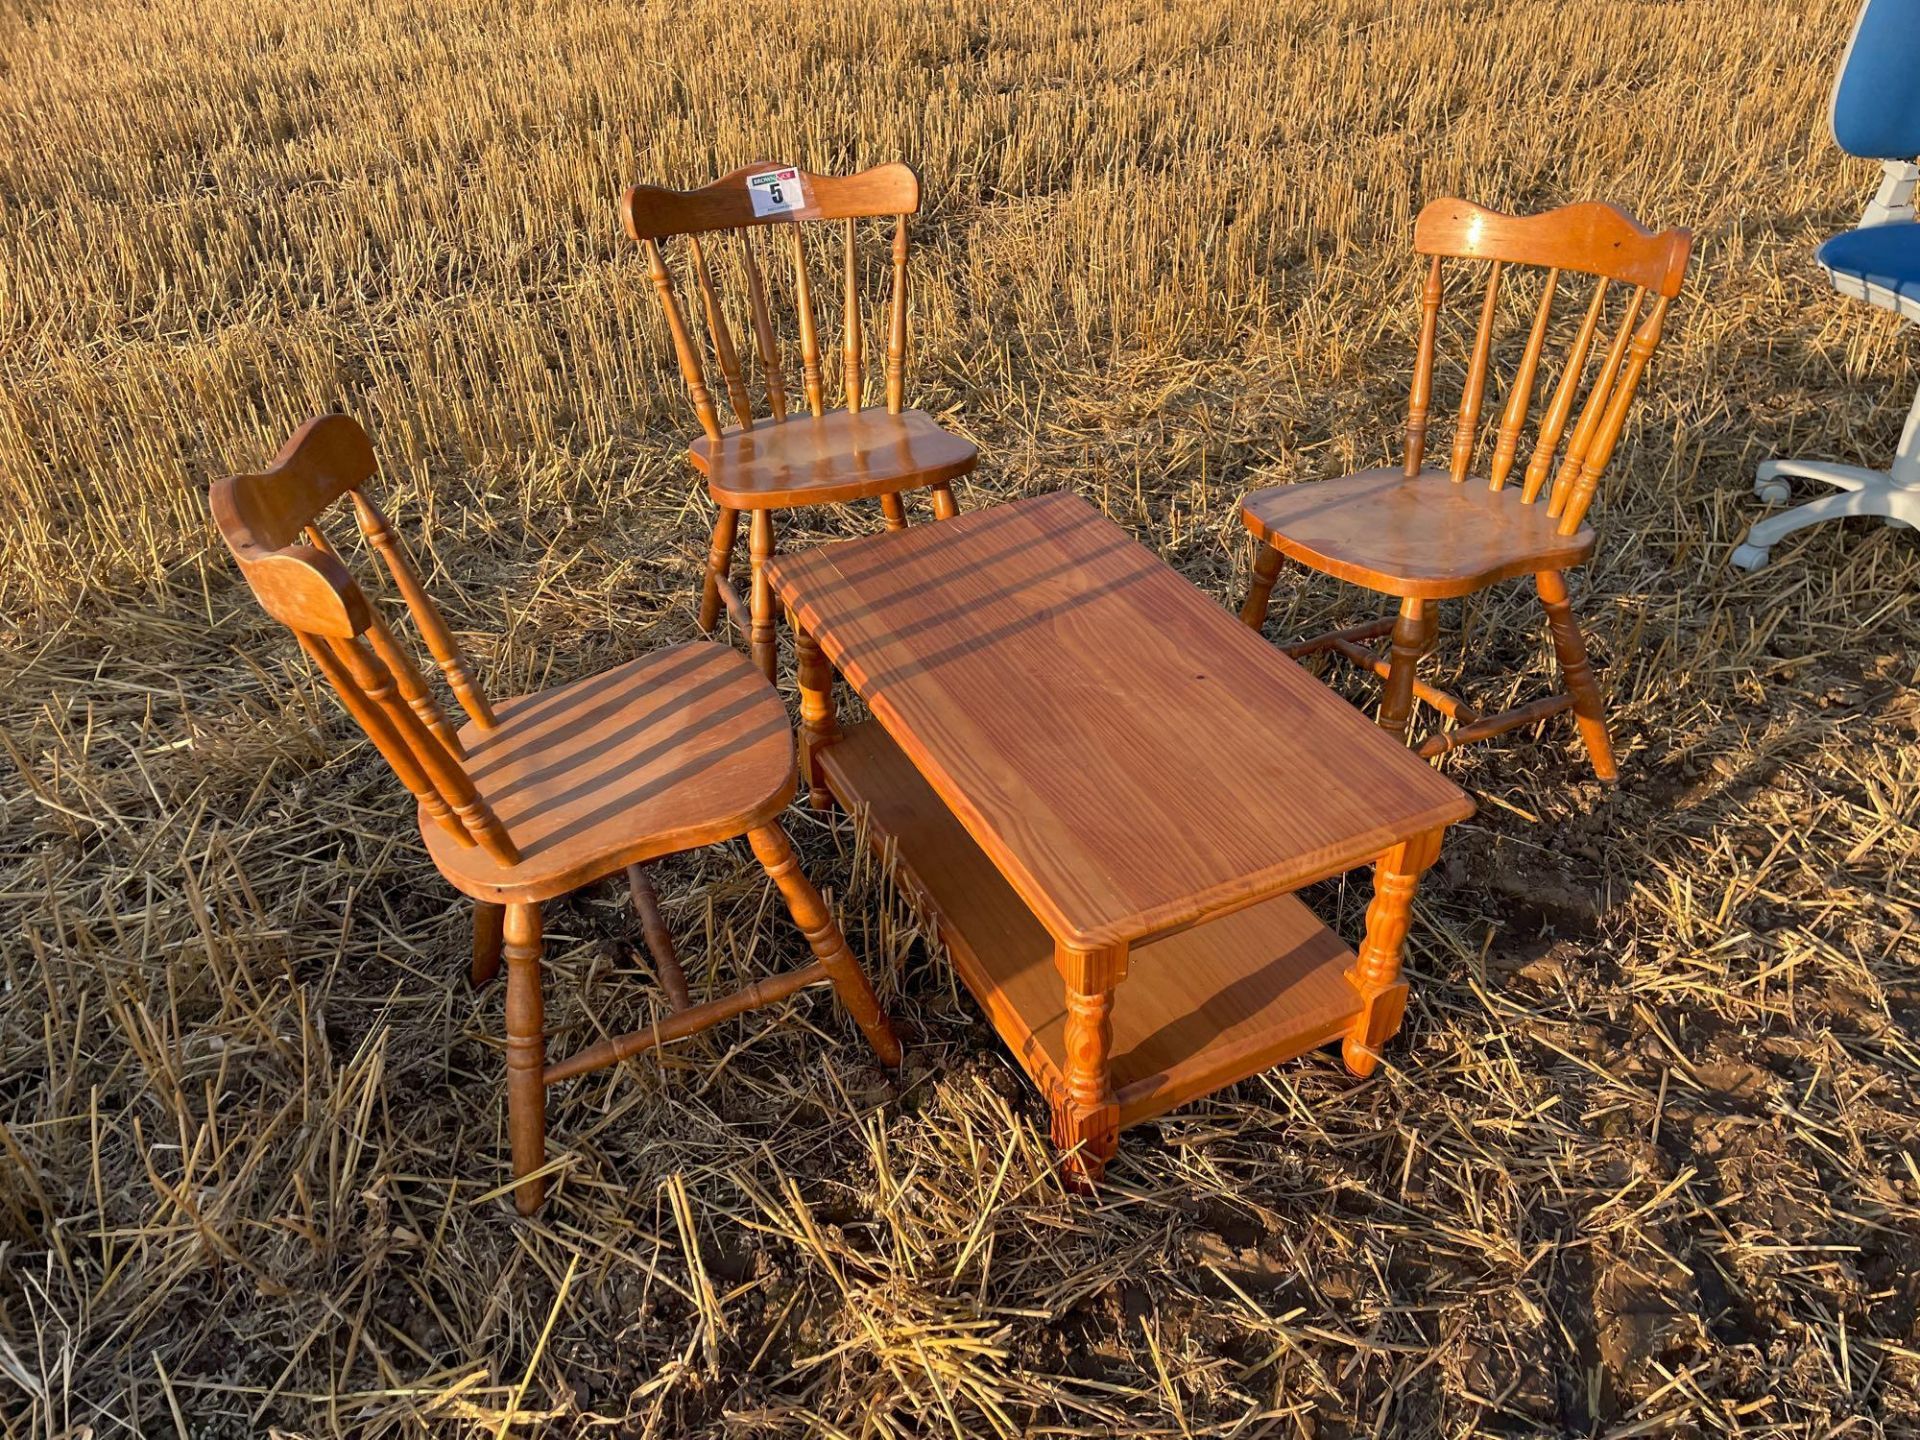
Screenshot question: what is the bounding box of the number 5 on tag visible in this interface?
[747,168,806,218]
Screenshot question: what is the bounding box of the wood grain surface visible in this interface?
[769,491,1474,949]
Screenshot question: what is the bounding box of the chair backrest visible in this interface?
[1402,198,1692,537]
[210,414,519,866]
[621,162,921,440]
[1831,0,1920,160]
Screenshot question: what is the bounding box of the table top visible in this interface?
[768,492,1473,950]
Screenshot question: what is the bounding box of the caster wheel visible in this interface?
[1730,542,1770,572]
[1754,478,1791,506]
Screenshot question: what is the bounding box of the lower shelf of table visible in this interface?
[818,721,1367,1130]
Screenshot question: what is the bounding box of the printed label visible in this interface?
[747,167,806,217]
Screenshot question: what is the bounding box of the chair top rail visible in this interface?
[623,162,920,242]
[1415,198,1690,298]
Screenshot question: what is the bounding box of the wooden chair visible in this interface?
[621,162,979,682]
[1238,199,1692,780]
[211,413,902,1215]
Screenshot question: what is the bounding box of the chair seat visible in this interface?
[690,407,978,509]
[1818,223,1920,321]
[423,642,795,903]
[1240,467,1596,600]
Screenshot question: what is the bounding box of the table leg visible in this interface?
[794,619,839,810]
[1052,940,1128,1187]
[1343,828,1445,1077]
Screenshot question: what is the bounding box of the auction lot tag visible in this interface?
[747,167,806,217]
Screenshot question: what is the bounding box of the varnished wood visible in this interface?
[748,508,777,681]
[749,822,901,1067]
[623,161,920,238]
[690,407,978,510]
[215,415,904,1215]
[698,507,740,635]
[1054,941,1126,1186]
[1489,269,1558,490]
[1342,829,1444,1078]
[422,642,795,903]
[791,228,824,418]
[642,237,722,443]
[349,489,496,730]
[793,618,838,809]
[1548,286,1645,520]
[886,215,908,415]
[471,902,504,989]
[879,492,909,531]
[1238,197,1688,777]
[771,495,1469,1175]
[1414,197,1689,297]
[740,236,788,422]
[1375,599,1432,743]
[1450,261,1504,482]
[627,863,691,1011]
[1405,256,1443,476]
[819,715,1369,1129]
[1521,276,1608,503]
[1242,467,1596,600]
[503,902,546,1215]
[1535,569,1617,781]
[842,218,862,414]
[623,163,975,659]
[770,493,1472,949]
[687,233,753,430]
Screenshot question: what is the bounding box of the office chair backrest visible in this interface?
[1831,0,1920,159]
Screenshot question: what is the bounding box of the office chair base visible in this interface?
[1734,459,1920,570]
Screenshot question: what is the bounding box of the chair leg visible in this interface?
[627,863,691,1011]
[1535,570,1617,785]
[748,509,778,682]
[1376,597,1431,744]
[879,493,909,531]
[699,507,741,635]
[1240,541,1285,630]
[471,902,504,988]
[747,823,902,1067]
[502,903,547,1215]
[929,482,959,520]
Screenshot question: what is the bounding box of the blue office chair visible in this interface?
[1734,0,1920,570]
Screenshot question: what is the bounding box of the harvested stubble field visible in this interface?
[3,0,1919,1434]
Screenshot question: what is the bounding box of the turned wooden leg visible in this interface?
[1376,597,1434,744]
[1052,941,1128,1188]
[748,509,778,682]
[626,863,691,1011]
[794,621,840,810]
[502,903,548,1215]
[471,902,504,988]
[1536,570,1618,785]
[748,823,902,1067]
[929,483,959,520]
[1240,541,1284,630]
[1343,830,1444,1077]
[879,493,909,531]
[699,507,741,635]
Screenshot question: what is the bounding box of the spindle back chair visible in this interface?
[212,413,901,1215]
[1239,199,1691,779]
[622,162,978,681]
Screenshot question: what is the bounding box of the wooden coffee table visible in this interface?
[767,492,1474,1180]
